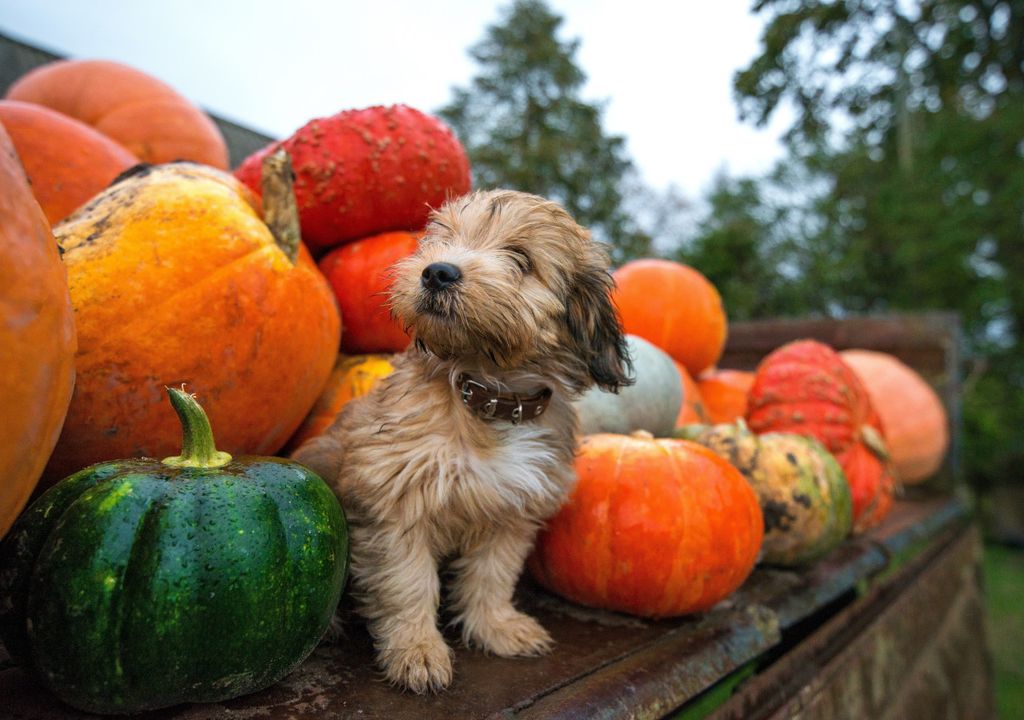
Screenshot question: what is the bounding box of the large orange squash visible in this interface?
[612,259,727,376]
[0,122,76,537]
[746,340,895,532]
[285,353,395,453]
[0,100,139,225]
[529,432,763,618]
[697,369,755,424]
[6,59,228,169]
[840,349,949,483]
[319,231,420,353]
[42,154,340,484]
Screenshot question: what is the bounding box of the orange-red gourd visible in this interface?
[0,100,139,224]
[746,340,895,532]
[0,122,76,536]
[697,369,755,424]
[529,432,763,618]
[319,231,420,353]
[6,59,228,169]
[612,259,727,376]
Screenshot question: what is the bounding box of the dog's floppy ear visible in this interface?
[565,248,633,392]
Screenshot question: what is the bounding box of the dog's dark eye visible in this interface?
[507,246,532,273]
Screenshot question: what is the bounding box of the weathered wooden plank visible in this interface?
[704,525,992,720]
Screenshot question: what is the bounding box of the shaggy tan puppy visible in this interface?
[293,189,631,693]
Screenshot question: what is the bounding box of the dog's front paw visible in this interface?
[468,610,554,657]
[380,638,454,694]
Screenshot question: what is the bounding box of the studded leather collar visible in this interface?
[457,374,553,424]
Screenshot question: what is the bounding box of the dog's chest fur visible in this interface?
[334,355,579,547]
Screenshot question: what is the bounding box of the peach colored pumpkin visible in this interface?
[841,349,949,483]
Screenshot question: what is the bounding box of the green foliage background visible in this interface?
[438,0,1023,501]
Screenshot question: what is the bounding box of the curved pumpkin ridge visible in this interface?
[660,441,703,617]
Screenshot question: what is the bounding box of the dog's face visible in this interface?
[389,190,632,393]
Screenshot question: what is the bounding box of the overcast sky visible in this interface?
[0,0,791,198]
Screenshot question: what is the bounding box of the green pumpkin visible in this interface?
[0,388,348,715]
[678,420,852,566]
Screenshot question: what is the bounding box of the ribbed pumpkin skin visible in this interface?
[0,100,139,224]
[673,361,710,427]
[697,369,754,424]
[235,105,471,254]
[43,163,341,484]
[0,123,76,538]
[0,457,347,714]
[682,423,852,566]
[319,231,420,353]
[6,59,228,169]
[575,335,682,438]
[746,340,895,532]
[840,349,949,483]
[286,353,396,452]
[529,434,763,618]
[612,259,727,376]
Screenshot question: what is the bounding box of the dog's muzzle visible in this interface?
[458,375,553,425]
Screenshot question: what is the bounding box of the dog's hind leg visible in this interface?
[449,521,554,657]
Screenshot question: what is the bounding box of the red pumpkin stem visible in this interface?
[162,386,232,469]
[260,148,301,264]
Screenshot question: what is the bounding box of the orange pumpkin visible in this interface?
[286,353,395,452]
[529,432,763,618]
[0,122,76,536]
[0,100,139,224]
[6,59,228,169]
[612,259,727,376]
[673,361,710,427]
[42,156,340,484]
[840,350,949,483]
[318,231,420,353]
[697,369,755,424]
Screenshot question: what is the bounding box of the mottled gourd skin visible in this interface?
[0,457,348,715]
[682,422,852,567]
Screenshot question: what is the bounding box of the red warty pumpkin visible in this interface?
[0,121,76,537]
[235,105,471,254]
[612,259,727,377]
[318,231,420,353]
[746,339,895,531]
[529,432,763,618]
[840,349,949,484]
[0,100,139,225]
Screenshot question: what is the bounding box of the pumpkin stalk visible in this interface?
[162,387,232,469]
[260,148,301,264]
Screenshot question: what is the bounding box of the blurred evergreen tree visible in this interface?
[729,0,1024,494]
[437,0,651,263]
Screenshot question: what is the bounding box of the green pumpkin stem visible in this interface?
[162,387,233,469]
[261,148,301,265]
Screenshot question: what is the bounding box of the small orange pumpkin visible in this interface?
[673,361,710,427]
[0,121,76,536]
[0,100,139,224]
[42,154,339,484]
[840,350,949,483]
[286,354,395,452]
[6,59,228,169]
[529,432,763,618]
[612,259,727,376]
[697,369,755,424]
[318,231,420,353]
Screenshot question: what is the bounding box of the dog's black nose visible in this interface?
[421,262,462,291]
